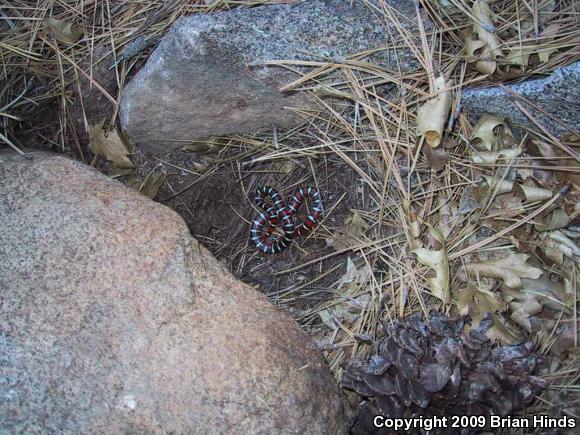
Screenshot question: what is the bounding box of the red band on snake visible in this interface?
[250,186,324,254]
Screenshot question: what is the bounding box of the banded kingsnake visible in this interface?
[250,186,324,254]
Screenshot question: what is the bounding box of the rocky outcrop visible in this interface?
[0,151,350,433]
[120,0,423,152]
[461,62,580,138]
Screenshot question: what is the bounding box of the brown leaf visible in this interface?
[319,258,371,328]
[485,313,519,344]
[328,212,368,250]
[413,226,450,304]
[470,114,514,152]
[416,75,453,148]
[489,192,525,219]
[465,1,503,74]
[526,137,580,189]
[505,45,558,69]
[506,292,543,332]
[463,253,543,289]
[520,275,570,311]
[139,172,167,199]
[472,1,502,57]
[540,230,580,266]
[456,284,506,324]
[505,48,532,70]
[438,194,457,239]
[43,17,83,44]
[403,199,422,246]
[519,1,556,34]
[465,30,496,75]
[423,142,449,171]
[526,138,559,161]
[271,159,296,175]
[89,119,134,169]
[535,207,573,232]
[515,182,554,202]
[483,176,554,204]
[526,138,580,189]
[471,148,521,165]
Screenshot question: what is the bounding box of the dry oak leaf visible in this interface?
[139,172,167,199]
[465,30,496,75]
[43,17,83,44]
[540,230,580,266]
[483,177,553,203]
[506,292,543,332]
[412,226,450,304]
[456,283,506,321]
[484,313,519,344]
[457,284,516,343]
[403,199,422,241]
[472,1,502,57]
[423,142,449,171]
[438,195,458,239]
[488,192,525,219]
[525,136,580,188]
[319,257,371,328]
[471,113,515,152]
[465,0,503,74]
[482,176,515,195]
[535,208,570,232]
[471,148,522,165]
[505,23,561,71]
[515,182,554,202]
[416,75,453,148]
[328,211,369,251]
[463,253,543,289]
[521,276,571,311]
[89,119,134,169]
[337,257,372,293]
[526,137,559,161]
[505,45,559,70]
[520,1,556,35]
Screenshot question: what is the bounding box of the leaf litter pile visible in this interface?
[343,312,547,433]
[1,0,579,432]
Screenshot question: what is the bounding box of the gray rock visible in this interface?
[0,152,350,434]
[461,62,580,138]
[120,0,423,152]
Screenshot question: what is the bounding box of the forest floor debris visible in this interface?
[1,0,578,431]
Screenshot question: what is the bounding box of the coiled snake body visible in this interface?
[250,186,324,253]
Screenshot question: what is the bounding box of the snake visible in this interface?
[250,186,324,254]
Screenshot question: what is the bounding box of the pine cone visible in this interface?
[341,312,547,434]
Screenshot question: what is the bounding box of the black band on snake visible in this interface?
[250,186,324,254]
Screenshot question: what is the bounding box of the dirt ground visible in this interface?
[130,140,366,314]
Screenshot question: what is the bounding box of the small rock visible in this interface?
[120,0,424,152]
[461,62,580,138]
[0,152,350,433]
